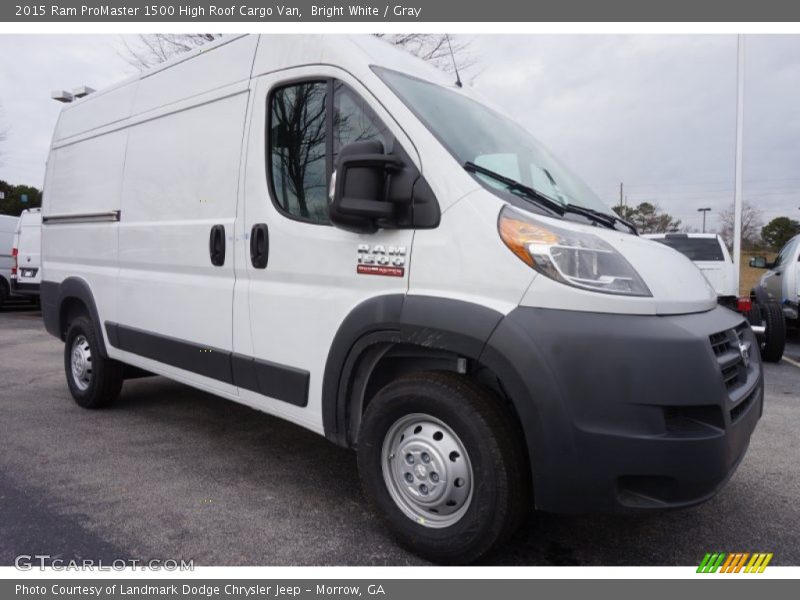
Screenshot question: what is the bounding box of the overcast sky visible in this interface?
[1,34,799,232]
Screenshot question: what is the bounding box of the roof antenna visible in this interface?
[446,34,463,88]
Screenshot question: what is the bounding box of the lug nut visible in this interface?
[404,472,413,483]
[419,484,428,495]
[421,452,431,463]
[405,453,414,464]
[430,472,439,483]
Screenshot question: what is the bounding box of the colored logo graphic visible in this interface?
[697,552,773,573]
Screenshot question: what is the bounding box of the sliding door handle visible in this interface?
[209,224,226,266]
[250,223,269,269]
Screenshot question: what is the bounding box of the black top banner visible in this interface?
[4,0,800,22]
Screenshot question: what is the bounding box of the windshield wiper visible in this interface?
[464,162,565,216]
[465,161,636,232]
[567,204,638,234]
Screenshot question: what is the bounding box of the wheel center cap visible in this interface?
[414,464,427,479]
[73,350,85,375]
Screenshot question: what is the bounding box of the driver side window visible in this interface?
[774,240,795,268]
[268,79,393,225]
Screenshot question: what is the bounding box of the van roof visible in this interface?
[52,34,451,144]
[0,214,20,233]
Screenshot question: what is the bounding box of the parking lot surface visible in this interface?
[1,299,799,566]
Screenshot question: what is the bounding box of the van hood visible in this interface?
[601,231,718,313]
[518,213,718,316]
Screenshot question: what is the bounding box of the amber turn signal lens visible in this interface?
[498,211,559,267]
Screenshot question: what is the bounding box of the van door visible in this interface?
[764,239,797,302]
[115,89,249,393]
[17,213,42,286]
[234,67,418,432]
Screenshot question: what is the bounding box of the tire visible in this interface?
[357,371,528,564]
[759,298,786,363]
[64,316,124,408]
[746,301,762,328]
[0,279,7,310]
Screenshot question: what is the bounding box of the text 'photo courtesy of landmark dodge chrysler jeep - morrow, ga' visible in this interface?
[40,34,764,564]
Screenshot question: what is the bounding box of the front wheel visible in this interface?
[64,316,124,408]
[357,371,528,564]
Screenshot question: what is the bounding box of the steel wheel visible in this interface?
[381,413,474,528]
[70,334,93,392]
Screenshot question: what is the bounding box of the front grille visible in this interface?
[708,325,748,391]
[708,322,759,422]
[709,331,729,356]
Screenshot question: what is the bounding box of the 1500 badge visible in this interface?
[357,244,406,277]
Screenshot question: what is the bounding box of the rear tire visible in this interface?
[759,297,786,362]
[357,371,528,564]
[64,316,124,408]
[0,279,8,310]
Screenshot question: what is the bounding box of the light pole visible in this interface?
[697,207,711,233]
[732,34,745,295]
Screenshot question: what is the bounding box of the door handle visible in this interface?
[250,223,269,269]
[209,224,226,266]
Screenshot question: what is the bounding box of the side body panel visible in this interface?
[113,87,249,395]
[237,66,417,434]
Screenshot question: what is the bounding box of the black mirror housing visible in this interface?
[328,140,400,233]
[328,140,440,234]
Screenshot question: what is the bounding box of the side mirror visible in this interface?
[328,140,403,234]
[749,256,768,269]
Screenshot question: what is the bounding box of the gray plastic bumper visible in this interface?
[480,305,763,514]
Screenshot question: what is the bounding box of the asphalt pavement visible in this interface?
[1,298,798,566]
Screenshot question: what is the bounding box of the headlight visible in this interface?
[498,206,651,297]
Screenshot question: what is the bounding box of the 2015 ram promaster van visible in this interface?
[41,34,764,563]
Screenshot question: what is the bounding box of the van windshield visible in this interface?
[375,67,613,215]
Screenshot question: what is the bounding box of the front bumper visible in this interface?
[481,305,763,514]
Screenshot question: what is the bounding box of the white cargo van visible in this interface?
[0,214,20,309]
[11,208,42,300]
[41,35,764,563]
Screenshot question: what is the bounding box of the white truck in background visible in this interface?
[0,214,20,309]
[646,232,785,362]
[11,208,42,302]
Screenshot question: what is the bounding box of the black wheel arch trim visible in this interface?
[322,294,527,447]
[751,285,775,306]
[41,278,109,357]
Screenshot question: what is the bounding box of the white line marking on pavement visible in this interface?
[781,355,800,369]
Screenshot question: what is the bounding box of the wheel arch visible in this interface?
[322,295,534,458]
[41,277,109,357]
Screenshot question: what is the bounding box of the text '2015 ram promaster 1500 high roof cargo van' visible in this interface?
[41,34,763,564]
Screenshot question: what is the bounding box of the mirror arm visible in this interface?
[338,153,404,172]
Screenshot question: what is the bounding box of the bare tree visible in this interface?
[373,34,474,73]
[120,34,219,69]
[719,201,764,250]
[121,34,473,73]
